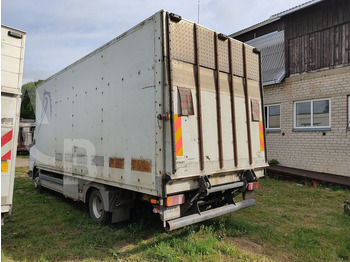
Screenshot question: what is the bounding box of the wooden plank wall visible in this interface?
[285,0,350,75]
[234,20,284,43]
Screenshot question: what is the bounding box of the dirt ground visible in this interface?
[16,157,29,167]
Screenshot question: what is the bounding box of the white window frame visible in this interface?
[294,98,331,130]
[265,104,281,131]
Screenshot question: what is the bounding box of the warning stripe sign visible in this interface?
[1,129,13,161]
[259,121,264,152]
[174,114,183,156]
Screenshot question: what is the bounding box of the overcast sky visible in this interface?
[2,0,308,84]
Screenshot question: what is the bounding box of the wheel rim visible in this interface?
[34,177,40,188]
[92,194,103,219]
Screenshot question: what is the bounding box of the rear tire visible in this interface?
[89,189,111,224]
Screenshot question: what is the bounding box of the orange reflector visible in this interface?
[247,182,259,191]
[150,199,158,204]
[165,194,185,207]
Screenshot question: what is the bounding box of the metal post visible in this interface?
[242,44,253,165]
[228,39,238,167]
[165,12,176,173]
[194,24,204,171]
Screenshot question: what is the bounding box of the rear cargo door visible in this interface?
[165,14,266,178]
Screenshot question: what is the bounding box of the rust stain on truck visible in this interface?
[131,159,152,173]
[109,157,125,169]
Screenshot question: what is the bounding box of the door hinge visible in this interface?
[157,112,171,121]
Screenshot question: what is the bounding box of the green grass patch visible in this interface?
[1,168,349,261]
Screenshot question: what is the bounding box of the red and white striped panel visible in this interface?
[1,129,13,161]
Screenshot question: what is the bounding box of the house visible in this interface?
[231,0,350,182]
[17,119,35,152]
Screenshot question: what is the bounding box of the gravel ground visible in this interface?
[16,157,30,167]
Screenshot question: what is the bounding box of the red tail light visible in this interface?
[165,194,185,207]
[247,182,259,191]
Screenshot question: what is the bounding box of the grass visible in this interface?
[1,167,350,261]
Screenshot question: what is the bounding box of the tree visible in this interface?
[20,80,43,120]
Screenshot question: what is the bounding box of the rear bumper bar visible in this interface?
[166,198,255,231]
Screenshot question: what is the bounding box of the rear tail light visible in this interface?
[247,182,259,191]
[165,194,185,207]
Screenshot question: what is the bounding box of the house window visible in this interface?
[265,104,280,130]
[294,99,330,129]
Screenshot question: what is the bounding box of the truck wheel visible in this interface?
[89,189,111,224]
[34,170,42,193]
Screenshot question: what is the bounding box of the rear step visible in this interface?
[166,198,255,231]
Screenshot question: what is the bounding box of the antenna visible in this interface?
[198,0,200,24]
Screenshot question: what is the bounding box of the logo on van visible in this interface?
[37,90,52,133]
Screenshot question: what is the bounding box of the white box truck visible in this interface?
[1,25,26,224]
[30,11,267,231]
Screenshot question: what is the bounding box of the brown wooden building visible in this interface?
[232,0,350,183]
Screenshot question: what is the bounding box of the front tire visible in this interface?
[89,189,111,224]
[34,170,42,193]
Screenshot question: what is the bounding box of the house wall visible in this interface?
[287,22,350,75]
[285,0,350,76]
[235,0,350,76]
[264,66,350,177]
[285,0,350,39]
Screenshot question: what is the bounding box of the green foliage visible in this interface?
[20,80,43,120]
[268,159,279,165]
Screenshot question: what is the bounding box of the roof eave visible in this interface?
[230,17,280,38]
[263,72,286,87]
[231,0,325,38]
[270,0,324,19]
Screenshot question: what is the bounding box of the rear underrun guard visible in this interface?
[166,198,255,231]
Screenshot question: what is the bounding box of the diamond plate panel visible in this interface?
[231,39,244,77]
[218,39,229,73]
[198,26,215,69]
[245,45,260,81]
[170,20,195,64]
[169,20,250,79]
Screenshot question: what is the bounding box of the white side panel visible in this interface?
[1,95,21,213]
[2,55,21,74]
[235,97,250,168]
[1,25,26,214]
[248,80,266,168]
[171,64,259,178]
[1,26,26,94]
[1,71,19,92]
[1,27,23,47]
[35,13,164,196]
[201,90,220,170]
[220,90,235,169]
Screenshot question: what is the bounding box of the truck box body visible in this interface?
[31,11,267,229]
[1,25,26,220]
